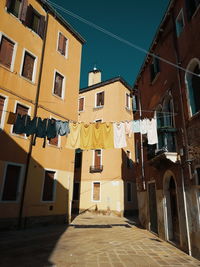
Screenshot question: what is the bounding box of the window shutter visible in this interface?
[54,73,63,97]
[38,15,45,38]
[79,98,84,111]
[62,36,67,55]
[58,33,63,53]
[22,53,34,81]
[20,0,28,22]
[2,165,21,201]
[0,96,5,124]
[16,104,28,115]
[94,150,101,167]
[25,5,33,27]
[0,37,14,68]
[6,0,12,10]
[99,92,104,105]
[93,182,100,201]
[42,171,55,201]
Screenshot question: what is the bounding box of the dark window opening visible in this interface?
[42,170,55,201]
[196,168,200,185]
[22,51,35,81]
[150,57,160,82]
[96,92,104,107]
[54,72,64,98]
[79,97,84,112]
[185,0,200,20]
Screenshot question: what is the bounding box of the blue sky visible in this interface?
[49,0,170,88]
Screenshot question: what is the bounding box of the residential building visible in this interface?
[133,0,200,259]
[72,69,138,217]
[0,0,84,229]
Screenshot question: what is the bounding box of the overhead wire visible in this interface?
[46,0,200,78]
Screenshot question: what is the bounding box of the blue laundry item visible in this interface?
[55,120,70,136]
[36,118,47,138]
[25,117,37,136]
[132,120,140,133]
[13,114,27,134]
[46,119,57,139]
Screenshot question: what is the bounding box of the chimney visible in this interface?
[88,66,101,86]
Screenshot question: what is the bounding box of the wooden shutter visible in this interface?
[22,52,35,81]
[93,182,100,201]
[25,5,33,27]
[58,33,64,53]
[42,171,55,201]
[20,0,28,22]
[2,165,21,201]
[16,103,28,115]
[94,150,101,167]
[100,92,104,105]
[0,36,14,68]
[79,98,84,111]
[0,96,5,124]
[54,73,63,97]
[38,15,45,38]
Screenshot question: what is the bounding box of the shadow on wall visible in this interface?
[0,130,69,229]
[121,149,138,217]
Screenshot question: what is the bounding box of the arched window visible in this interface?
[185,59,200,116]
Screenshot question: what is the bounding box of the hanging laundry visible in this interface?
[65,122,81,149]
[140,118,148,134]
[25,117,37,136]
[13,114,27,134]
[113,122,127,148]
[80,123,93,150]
[132,120,140,133]
[55,120,70,136]
[125,121,133,137]
[102,122,114,149]
[92,122,104,149]
[35,118,48,138]
[147,118,158,145]
[46,119,57,139]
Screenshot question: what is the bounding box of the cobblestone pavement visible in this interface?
[0,213,200,267]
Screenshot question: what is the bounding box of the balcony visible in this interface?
[89,165,103,173]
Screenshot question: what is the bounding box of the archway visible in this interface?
[163,173,180,245]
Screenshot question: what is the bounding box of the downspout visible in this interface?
[18,11,49,228]
[171,10,192,256]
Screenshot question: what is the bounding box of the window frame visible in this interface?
[95,91,104,108]
[0,93,8,130]
[57,31,69,58]
[125,92,131,110]
[11,100,31,138]
[52,69,66,100]
[91,181,101,202]
[20,48,37,83]
[47,116,61,148]
[0,32,17,72]
[0,162,25,203]
[176,9,185,37]
[78,96,85,112]
[41,168,57,203]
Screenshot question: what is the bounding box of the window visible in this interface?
[176,10,185,37]
[24,5,45,38]
[78,97,84,112]
[96,91,104,107]
[195,168,200,185]
[92,182,100,201]
[135,141,140,163]
[75,149,82,168]
[13,103,29,134]
[132,95,138,112]
[125,93,130,109]
[73,182,80,201]
[186,60,200,116]
[57,32,68,57]
[150,57,160,82]
[127,182,132,202]
[49,135,58,146]
[42,170,56,201]
[6,0,27,22]
[53,72,64,98]
[0,96,6,128]
[0,35,15,69]
[94,149,102,168]
[1,164,22,201]
[21,51,36,82]
[185,0,200,20]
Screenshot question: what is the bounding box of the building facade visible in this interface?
[0,0,84,229]
[72,69,138,217]
[133,0,200,259]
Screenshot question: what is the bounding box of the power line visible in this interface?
[46,0,200,78]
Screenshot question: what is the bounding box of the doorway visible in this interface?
[148,182,158,234]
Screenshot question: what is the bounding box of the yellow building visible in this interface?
[0,0,84,228]
[72,69,138,217]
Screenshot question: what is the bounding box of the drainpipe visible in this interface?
[170,10,192,256]
[18,12,49,228]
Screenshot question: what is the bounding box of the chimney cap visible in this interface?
[89,65,101,74]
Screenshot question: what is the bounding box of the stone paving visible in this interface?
[0,213,200,267]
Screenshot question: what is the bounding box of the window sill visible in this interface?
[93,106,104,110]
[11,132,28,140]
[52,93,64,101]
[47,143,60,149]
[0,63,14,73]
[19,74,36,85]
[57,50,68,59]
[150,72,160,85]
